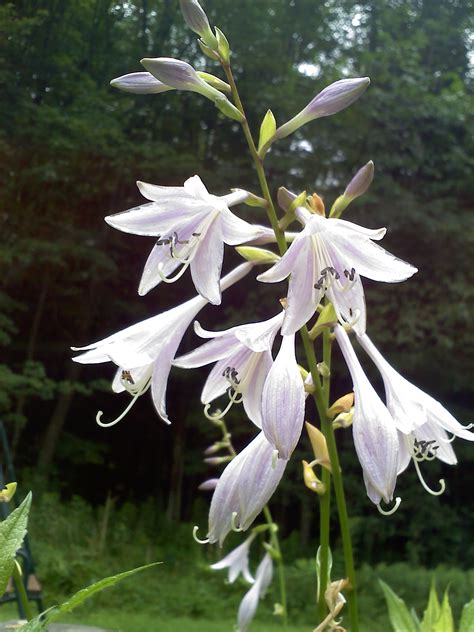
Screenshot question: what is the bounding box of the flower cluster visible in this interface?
[74,1,473,628]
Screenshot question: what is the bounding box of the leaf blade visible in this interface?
[0,492,32,596]
[379,579,419,632]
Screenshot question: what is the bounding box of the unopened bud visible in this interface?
[305,422,332,472]
[302,460,326,494]
[204,456,233,466]
[277,187,297,213]
[197,72,231,93]
[274,77,370,142]
[309,303,337,340]
[330,161,374,218]
[317,362,330,378]
[333,409,354,429]
[308,192,325,216]
[141,57,224,102]
[110,72,174,95]
[179,0,218,49]
[214,95,245,121]
[328,393,354,418]
[215,27,230,63]
[0,482,17,502]
[198,478,219,491]
[235,246,280,265]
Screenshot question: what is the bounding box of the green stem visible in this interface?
[303,329,359,631]
[222,63,287,256]
[263,506,288,629]
[12,562,33,621]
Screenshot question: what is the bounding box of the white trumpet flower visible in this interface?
[210,534,256,584]
[72,263,252,426]
[258,205,417,335]
[105,175,263,304]
[205,432,286,545]
[237,553,273,632]
[335,326,399,510]
[358,333,474,495]
[173,312,284,426]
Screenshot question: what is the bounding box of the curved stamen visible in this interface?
[413,459,446,496]
[203,389,243,421]
[96,391,141,428]
[377,497,402,516]
[157,260,191,284]
[192,525,210,545]
[230,511,243,533]
[440,432,456,444]
[271,449,279,469]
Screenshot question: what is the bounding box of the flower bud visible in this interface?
[305,422,332,472]
[317,361,330,378]
[110,72,174,94]
[141,57,224,102]
[330,161,374,218]
[179,0,218,49]
[333,409,354,429]
[328,393,354,418]
[0,482,17,502]
[198,478,219,491]
[274,77,370,142]
[235,246,280,265]
[302,460,326,494]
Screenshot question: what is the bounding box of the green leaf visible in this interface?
[19,562,161,630]
[379,580,420,632]
[258,110,277,154]
[433,591,454,632]
[459,599,474,632]
[0,492,32,596]
[421,581,441,632]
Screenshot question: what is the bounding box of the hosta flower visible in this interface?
[173,312,284,426]
[237,553,273,632]
[335,326,399,509]
[105,175,263,304]
[261,334,305,460]
[258,205,417,335]
[179,0,218,50]
[210,534,256,584]
[72,263,252,426]
[205,432,286,545]
[358,333,474,494]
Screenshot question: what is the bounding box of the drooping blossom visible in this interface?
[334,326,399,508]
[105,175,263,304]
[210,534,256,584]
[72,263,253,426]
[205,432,286,545]
[358,332,474,495]
[261,334,305,460]
[258,204,417,335]
[237,554,273,632]
[173,312,284,426]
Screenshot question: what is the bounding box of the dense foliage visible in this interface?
[1,0,473,570]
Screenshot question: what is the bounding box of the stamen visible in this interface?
[96,391,141,428]
[377,497,401,516]
[192,525,210,545]
[203,389,243,421]
[157,260,191,283]
[412,438,439,462]
[231,511,243,532]
[413,459,446,496]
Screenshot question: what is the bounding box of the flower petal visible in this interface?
[261,335,305,459]
[190,215,223,304]
[257,235,306,284]
[242,352,273,428]
[281,239,320,335]
[221,206,264,245]
[173,335,240,369]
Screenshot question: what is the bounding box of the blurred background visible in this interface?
[1,0,474,629]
